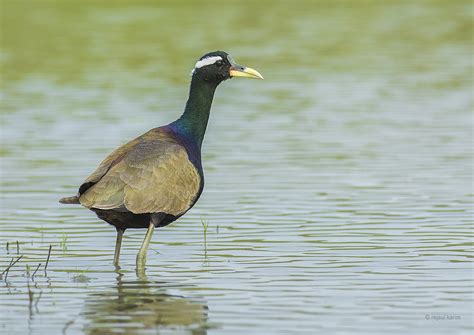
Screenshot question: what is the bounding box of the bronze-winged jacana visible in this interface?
[59,51,263,268]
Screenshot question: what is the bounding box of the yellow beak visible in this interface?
[229,66,264,80]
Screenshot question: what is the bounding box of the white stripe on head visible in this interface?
[191,56,223,75]
[195,56,222,69]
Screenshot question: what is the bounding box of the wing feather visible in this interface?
[79,132,200,216]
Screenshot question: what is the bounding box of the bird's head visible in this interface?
[191,51,263,84]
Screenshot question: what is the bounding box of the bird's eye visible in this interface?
[215,60,224,67]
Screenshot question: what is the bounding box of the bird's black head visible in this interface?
[191,51,263,84]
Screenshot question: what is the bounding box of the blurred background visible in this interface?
[1,1,472,334]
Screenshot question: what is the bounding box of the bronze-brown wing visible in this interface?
[78,131,201,216]
[78,136,142,195]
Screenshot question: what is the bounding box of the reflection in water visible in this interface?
[83,272,209,335]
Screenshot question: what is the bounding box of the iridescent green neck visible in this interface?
[173,76,218,148]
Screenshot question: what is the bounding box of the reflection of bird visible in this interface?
[59,51,263,268]
[83,277,209,335]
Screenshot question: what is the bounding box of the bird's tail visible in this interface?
[59,196,80,204]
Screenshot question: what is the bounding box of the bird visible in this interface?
[59,51,263,269]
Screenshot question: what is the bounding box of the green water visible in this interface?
[1,1,473,334]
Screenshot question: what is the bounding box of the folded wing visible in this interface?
[78,129,200,216]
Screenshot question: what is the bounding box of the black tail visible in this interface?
[59,196,80,204]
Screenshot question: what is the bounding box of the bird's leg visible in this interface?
[136,222,154,270]
[113,228,124,266]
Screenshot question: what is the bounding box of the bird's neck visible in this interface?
[172,76,218,148]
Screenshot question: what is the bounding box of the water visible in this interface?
[1,1,473,334]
